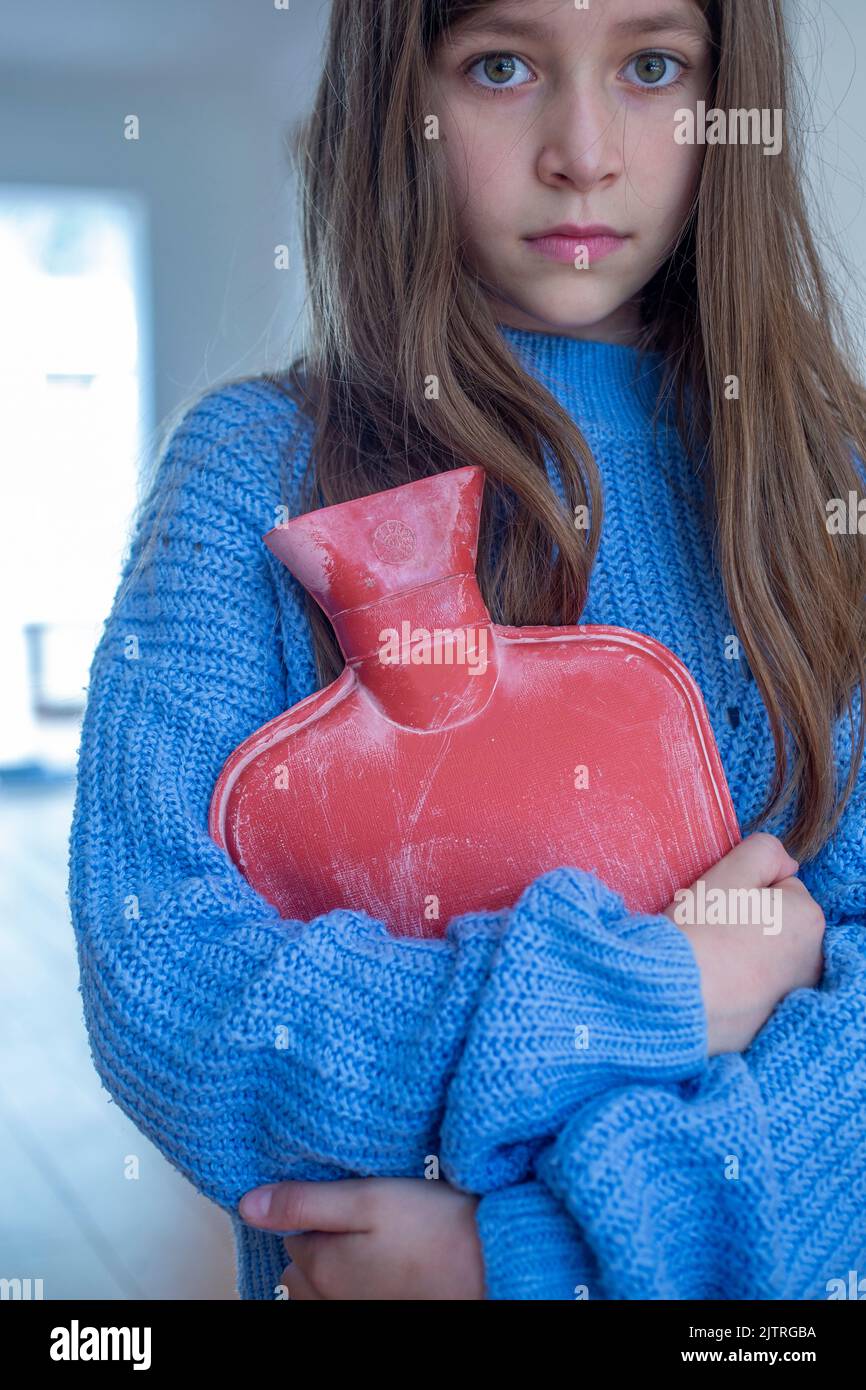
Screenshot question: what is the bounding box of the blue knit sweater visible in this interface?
[68,324,866,1300]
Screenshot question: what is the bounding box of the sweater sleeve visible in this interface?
[476,708,866,1299]
[68,379,707,1223]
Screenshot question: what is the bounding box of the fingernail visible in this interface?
[240,1186,274,1222]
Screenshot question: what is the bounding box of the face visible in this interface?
[428,0,714,343]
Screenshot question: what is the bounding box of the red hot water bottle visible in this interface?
[209,465,740,936]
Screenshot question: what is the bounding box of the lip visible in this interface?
[524,224,629,265]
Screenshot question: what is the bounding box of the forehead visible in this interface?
[447,0,712,45]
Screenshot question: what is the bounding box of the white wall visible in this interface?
[788,0,866,359]
[0,0,328,448]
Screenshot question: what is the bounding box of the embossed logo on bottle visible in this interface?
[372,519,416,564]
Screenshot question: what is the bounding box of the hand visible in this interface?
[238,1177,485,1300]
[663,832,826,1055]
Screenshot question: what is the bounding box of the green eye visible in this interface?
[483,55,517,84]
[624,52,685,89]
[466,52,535,93]
[636,55,667,83]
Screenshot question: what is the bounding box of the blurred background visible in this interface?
[0,0,326,1300]
[0,0,864,1300]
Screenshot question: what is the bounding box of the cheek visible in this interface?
[670,144,706,220]
[440,131,469,207]
[441,120,517,230]
[625,127,704,229]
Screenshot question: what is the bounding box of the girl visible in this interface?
[68,0,866,1301]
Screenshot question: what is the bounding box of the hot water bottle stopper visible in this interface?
[209,465,740,936]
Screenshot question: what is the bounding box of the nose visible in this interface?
[535,82,625,193]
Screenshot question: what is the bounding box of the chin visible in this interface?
[500,293,624,334]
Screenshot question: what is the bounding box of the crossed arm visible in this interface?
[241,818,866,1301]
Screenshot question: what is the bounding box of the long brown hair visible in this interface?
[132,0,866,864]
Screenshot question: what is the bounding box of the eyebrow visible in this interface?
[451,8,711,46]
[611,10,712,42]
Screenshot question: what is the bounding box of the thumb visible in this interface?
[239,1178,372,1233]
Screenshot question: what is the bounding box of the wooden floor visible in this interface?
[0,781,238,1300]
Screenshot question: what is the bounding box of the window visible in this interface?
[0,187,150,779]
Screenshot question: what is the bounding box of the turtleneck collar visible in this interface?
[495,321,670,431]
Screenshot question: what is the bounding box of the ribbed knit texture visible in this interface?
[67,323,866,1301]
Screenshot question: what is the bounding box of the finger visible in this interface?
[278,1261,324,1301]
[239,1178,374,1233]
[773,874,810,896]
[705,833,799,892]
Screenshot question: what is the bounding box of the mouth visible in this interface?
[523,224,629,265]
